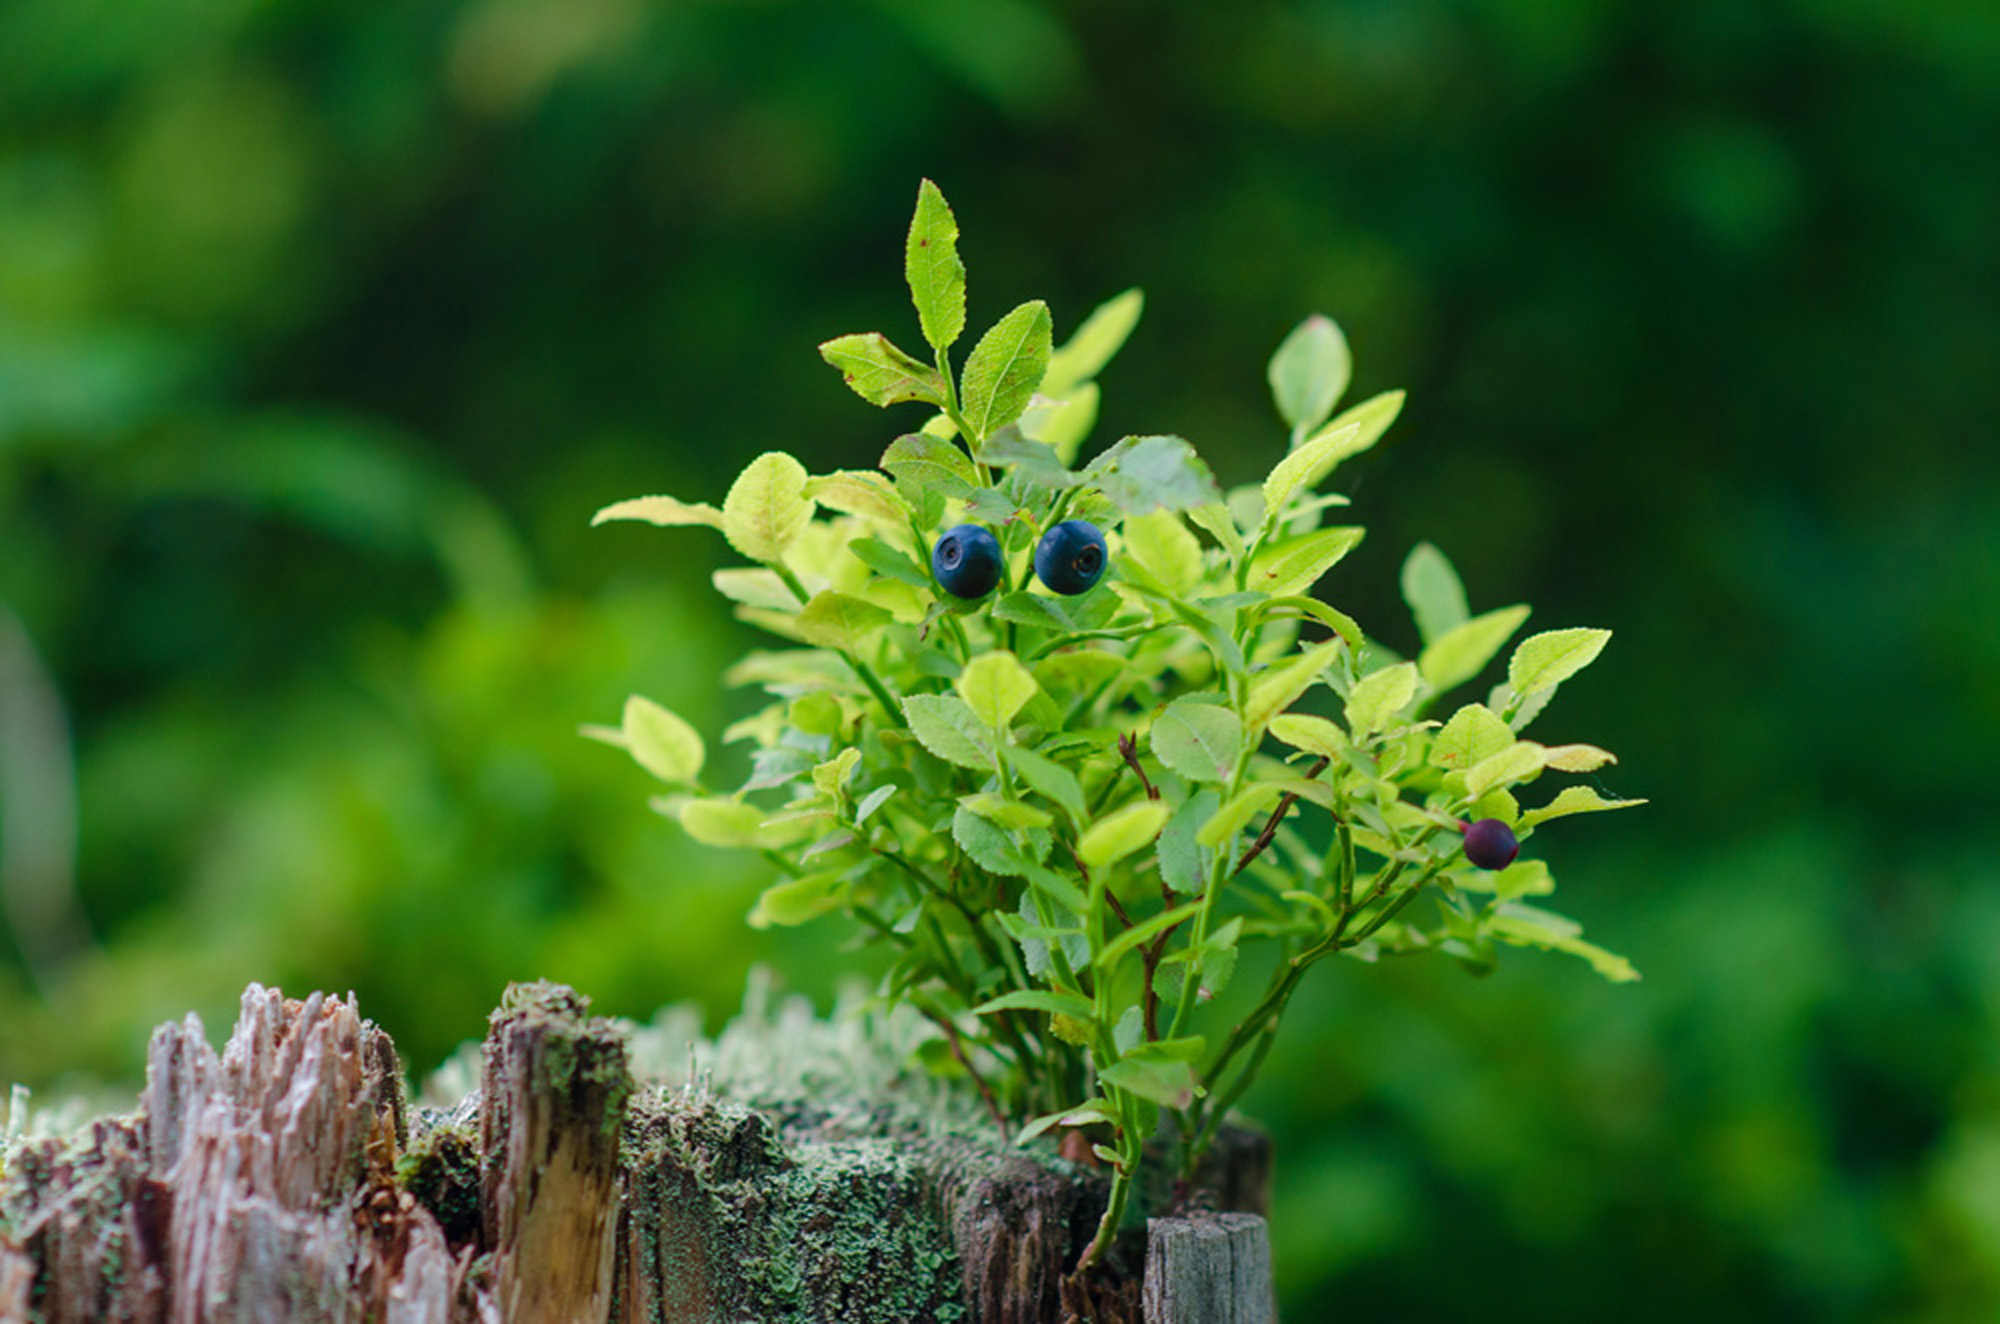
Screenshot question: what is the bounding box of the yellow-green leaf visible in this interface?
[1149,699,1241,784]
[591,494,725,530]
[794,591,892,653]
[1519,785,1647,830]
[1419,605,1532,693]
[622,695,705,783]
[1044,288,1143,397]
[806,470,911,524]
[1542,743,1618,772]
[748,872,847,928]
[1428,703,1514,771]
[1261,421,1362,523]
[1463,741,1548,800]
[1121,510,1204,597]
[1508,627,1612,697]
[1345,661,1418,737]
[1269,713,1346,760]
[818,333,947,408]
[678,798,778,847]
[723,452,814,565]
[812,747,860,797]
[906,178,967,352]
[1245,640,1344,735]
[1080,801,1172,870]
[957,650,1039,730]
[901,694,993,769]
[960,300,1053,442]
[1246,526,1365,598]
[1197,784,1283,848]
[1267,314,1350,435]
[962,792,1054,831]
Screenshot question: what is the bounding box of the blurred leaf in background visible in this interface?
[1,0,1996,1318]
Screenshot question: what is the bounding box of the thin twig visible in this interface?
[921,1006,1010,1140]
[1231,756,1329,877]
[1116,733,1159,800]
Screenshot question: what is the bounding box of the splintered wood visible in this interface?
[0,984,1277,1322]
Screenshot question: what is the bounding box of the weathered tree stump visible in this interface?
[0,983,1276,1322]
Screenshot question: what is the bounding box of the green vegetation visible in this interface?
[593,180,1640,1273]
[0,1,1994,1316]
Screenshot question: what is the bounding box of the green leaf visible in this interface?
[748,872,847,928]
[974,989,1095,1021]
[1508,628,1613,697]
[1493,859,1555,903]
[1022,381,1099,465]
[1319,388,1404,457]
[1428,703,1514,772]
[982,427,1079,490]
[1100,1052,1198,1108]
[806,470,912,524]
[1344,661,1419,737]
[591,494,724,529]
[1268,714,1345,761]
[1489,903,1639,983]
[678,798,786,848]
[1418,605,1532,693]
[901,694,994,769]
[1187,502,1247,565]
[1519,785,1648,830]
[906,179,966,352]
[855,785,896,824]
[622,695,705,783]
[1542,744,1618,772]
[1149,699,1242,785]
[1244,640,1344,736]
[1044,288,1143,396]
[881,433,978,499]
[1008,746,1088,825]
[1080,800,1172,869]
[1121,510,1204,597]
[957,650,1039,729]
[1197,784,1283,848]
[1462,741,1548,800]
[1157,790,1217,893]
[812,747,860,797]
[794,591,893,653]
[1261,421,1363,523]
[722,452,815,565]
[992,591,1073,631]
[962,792,1054,831]
[1097,902,1201,970]
[953,806,1042,876]
[1401,542,1469,644]
[1267,314,1351,435]
[1092,435,1225,514]
[1246,527,1365,598]
[848,537,932,588]
[960,300,1053,442]
[818,333,948,408]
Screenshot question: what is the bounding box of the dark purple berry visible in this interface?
[932,524,1003,599]
[1462,818,1519,871]
[1033,520,1108,595]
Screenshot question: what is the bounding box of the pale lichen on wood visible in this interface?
[1,982,1276,1323]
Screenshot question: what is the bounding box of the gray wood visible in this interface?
[1143,1211,1277,1324]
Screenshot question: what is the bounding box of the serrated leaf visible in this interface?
[1044,288,1143,396]
[1419,605,1532,693]
[1197,784,1283,848]
[1402,542,1469,644]
[1100,1052,1197,1108]
[794,591,892,653]
[1518,785,1648,830]
[1080,800,1172,870]
[960,300,1053,442]
[906,179,966,351]
[1345,661,1419,737]
[1092,435,1224,515]
[1245,640,1344,735]
[1268,314,1351,435]
[953,806,1043,876]
[982,427,1079,490]
[723,452,814,565]
[1509,628,1613,697]
[1246,527,1365,598]
[1008,745,1088,824]
[748,872,847,928]
[1187,502,1247,565]
[1269,714,1345,760]
[1157,790,1217,893]
[807,470,912,524]
[957,650,1039,729]
[1149,699,1242,784]
[962,792,1054,831]
[812,747,860,797]
[1542,744,1618,772]
[591,494,724,529]
[818,333,948,408]
[902,694,994,769]
[1463,741,1548,800]
[1261,421,1362,523]
[974,989,1095,1021]
[882,433,978,499]
[992,591,1073,631]
[1429,703,1514,771]
[1121,510,1204,596]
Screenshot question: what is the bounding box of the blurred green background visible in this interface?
[2,0,1996,1316]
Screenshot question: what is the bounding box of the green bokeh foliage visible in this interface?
[1,0,1995,1317]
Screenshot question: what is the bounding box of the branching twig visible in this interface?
[919,1005,1009,1140]
[1231,756,1328,877]
[1115,733,1159,800]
